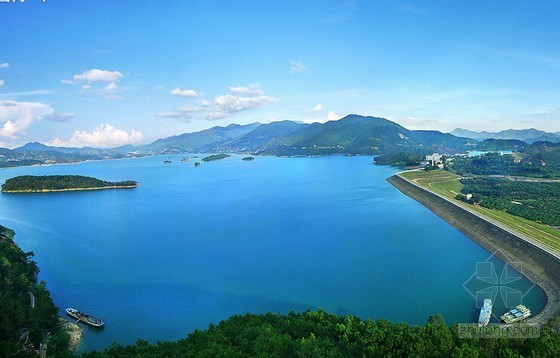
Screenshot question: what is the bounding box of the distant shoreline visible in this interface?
[2,184,139,193]
[388,173,560,326]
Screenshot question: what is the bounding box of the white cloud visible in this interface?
[0,90,53,97]
[0,80,4,87]
[229,83,264,96]
[327,111,341,121]
[207,83,274,120]
[157,105,201,120]
[214,94,272,113]
[170,88,197,97]
[70,69,123,83]
[49,123,143,148]
[289,60,308,74]
[0,100,55,139]
[310,104,323,112]
[61,79,74,85]
[82,84,91,90]
[106,82,118,91]
[160,83,274,121]
[0,63,9,69]
[45,112,75,123]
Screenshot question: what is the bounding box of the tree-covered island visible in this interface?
[1,175,138,193]
[201,154,231,162]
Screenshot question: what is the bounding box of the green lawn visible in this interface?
[399,170,560,253]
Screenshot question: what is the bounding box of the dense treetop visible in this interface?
[1,175,138,192]
[81,310,560,357]
[0,225,70,356]
[458,177,560,226]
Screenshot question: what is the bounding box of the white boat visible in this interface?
[66,307,104,327]
[478,299,492,327]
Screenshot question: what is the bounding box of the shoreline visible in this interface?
[59,317,83,352]
[387,174,560,325]
[2,184,139,193]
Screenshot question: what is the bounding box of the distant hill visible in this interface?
[476,138,527,151]
[141,123,261,154]
[450,128,560,144]
[199,121,308,153]
[3,115,557,168]
[253,115,477,156]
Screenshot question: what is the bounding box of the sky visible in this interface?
[0,0,559,148]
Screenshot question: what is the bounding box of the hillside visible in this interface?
[0,225,70,356]
[199,120,308,153]
[141,123,261,154]
[255,115,476,156]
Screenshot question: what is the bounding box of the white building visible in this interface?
[425,153,442,166]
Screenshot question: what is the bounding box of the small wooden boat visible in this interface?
[66,307,104,327]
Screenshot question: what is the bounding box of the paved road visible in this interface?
[398,172,560,261]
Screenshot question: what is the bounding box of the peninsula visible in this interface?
[1,175,138,193]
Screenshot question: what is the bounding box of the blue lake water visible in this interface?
[0,155,546,352]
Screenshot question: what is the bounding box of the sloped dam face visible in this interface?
[388,174,559,325]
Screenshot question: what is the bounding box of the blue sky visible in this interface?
[0,0,559,148]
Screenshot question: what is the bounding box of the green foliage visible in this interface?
[1,175,137,192]
[81,310,560,357]
[374,152,422,166]
[201,154,231,162]
[459,177,560,225]
[449,148,560,179]
[0,225,69,355]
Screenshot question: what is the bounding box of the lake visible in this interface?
[0,155,546,352]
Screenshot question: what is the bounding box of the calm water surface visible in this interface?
[0,155,546,352]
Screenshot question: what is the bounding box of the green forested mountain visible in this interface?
[199,120,308,153]
[2,115,557,168]
[141,123,261,154]
[253,115,477,156]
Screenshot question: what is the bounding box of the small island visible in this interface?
[242,156,255,161]
[1,175,139,193]
[201,154,230,162]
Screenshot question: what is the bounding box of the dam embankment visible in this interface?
[387,174,560,325]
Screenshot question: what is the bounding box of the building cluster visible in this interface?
[422,153,445,168]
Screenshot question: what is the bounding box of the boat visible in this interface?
[478,299,492,327]
[164,157,172,164]
[500,305,531,324]
[66,307,104,327]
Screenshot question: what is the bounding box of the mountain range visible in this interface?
[1,114,558,168]
[450,128,560,144]
[140,115,478,157]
